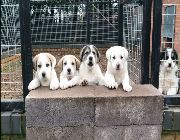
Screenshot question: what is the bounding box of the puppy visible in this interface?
[159,48,179,95]
[104,46,132,92]
[58,55,80,89]
[78,45,105,86]
[28,53,59,90]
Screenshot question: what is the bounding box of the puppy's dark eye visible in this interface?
[38,65,41,68]
[85,52,88,55]
[46,64,49,67]
[72,62,74,65]
[92,51,95,55]
[121,56,123,59]
[64,62,67,65]
[112,56,116,59]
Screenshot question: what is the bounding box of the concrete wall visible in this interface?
[26,85,163,140]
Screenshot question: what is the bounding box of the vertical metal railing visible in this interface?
[118,1,123,46]
[141,0,153,84]
[151,0,162,88]
[19,0,33,107]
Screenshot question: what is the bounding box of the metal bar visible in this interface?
[19,0,33,102]
[151,0,162,88]
[141,0,152,84]
[1,99,24,112]
[118,1,123,46]
[164,96,180,106]
[86,0,90,44]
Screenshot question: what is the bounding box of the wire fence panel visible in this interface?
[1,0,23,99]
[160,0,180,95]
[123,3,143,84]
[30,0,119,45]
[89,1,118,43]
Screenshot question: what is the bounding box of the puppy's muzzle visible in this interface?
[168,63,172,68]
[88,57,93,67]
[116,64,120,70]
[42,72,46,78]
[67,68,71,74]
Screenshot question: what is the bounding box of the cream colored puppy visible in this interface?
[28,53,59,90]
[58,55,80,89]
[105,46,132,92]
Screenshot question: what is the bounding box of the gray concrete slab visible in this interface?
[26,125,94,140]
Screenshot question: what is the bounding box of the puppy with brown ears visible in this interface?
[28,53,59,90]
[58,55,80,89]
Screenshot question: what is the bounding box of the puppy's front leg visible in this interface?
[122,72,132,92]
[28,78,40,91]
[104,72,118,89]
[60,77,69,89]
[50,70,59,90]
[167,88,177,95]
[68,76,79,87]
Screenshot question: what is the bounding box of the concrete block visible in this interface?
[95,85,163,126]
[1,112,25,134]
[124,125,162,140]
[94,126,124,140]
[163,110,173,130]
[26,86,95,127]
[94,125,161,140]
[26,125,94,140]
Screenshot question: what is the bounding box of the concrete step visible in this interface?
[26,85,163,140]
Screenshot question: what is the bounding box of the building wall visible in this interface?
[162,0,180,53]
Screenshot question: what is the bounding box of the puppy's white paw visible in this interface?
[60,83,69,90]
[50,80,59,90]
[68,83,76,88]
[28,83,37,91]
[123,85,132,92]
[28,81,39,91]
[105,81,118,89]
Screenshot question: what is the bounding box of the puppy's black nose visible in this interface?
[168,63,171,67]
[42,72,46,77]
[116,64,120,69]
[67,68,71,73]
[89,57,93,61]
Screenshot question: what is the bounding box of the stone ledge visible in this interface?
[26,125,161,140]
[26,84,163,127]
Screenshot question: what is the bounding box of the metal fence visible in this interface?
[1,0,23,101]
[2,0,179,111]
[29,0,144,84]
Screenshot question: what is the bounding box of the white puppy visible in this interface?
[159,48,179,95]
[78,45,105,86]
[58,55,80,89]
[104,46,132,92]
[28,53,59,90]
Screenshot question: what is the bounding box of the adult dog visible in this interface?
[104,46,132,92]
[159,48,179,95]
[78,45,105,86]
[28,53,59,90]
[58,55,80,89]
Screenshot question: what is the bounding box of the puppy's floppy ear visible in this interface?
[172,49,178,64]
[33,54,40,71]
[160,48,166,60]
[122,47,128,60]
[94,45,101,62]
[58,56,64,71]
[80,45,87,62]
[74,56,80,70]
[45,53,56,68]
[106,47,112,61]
